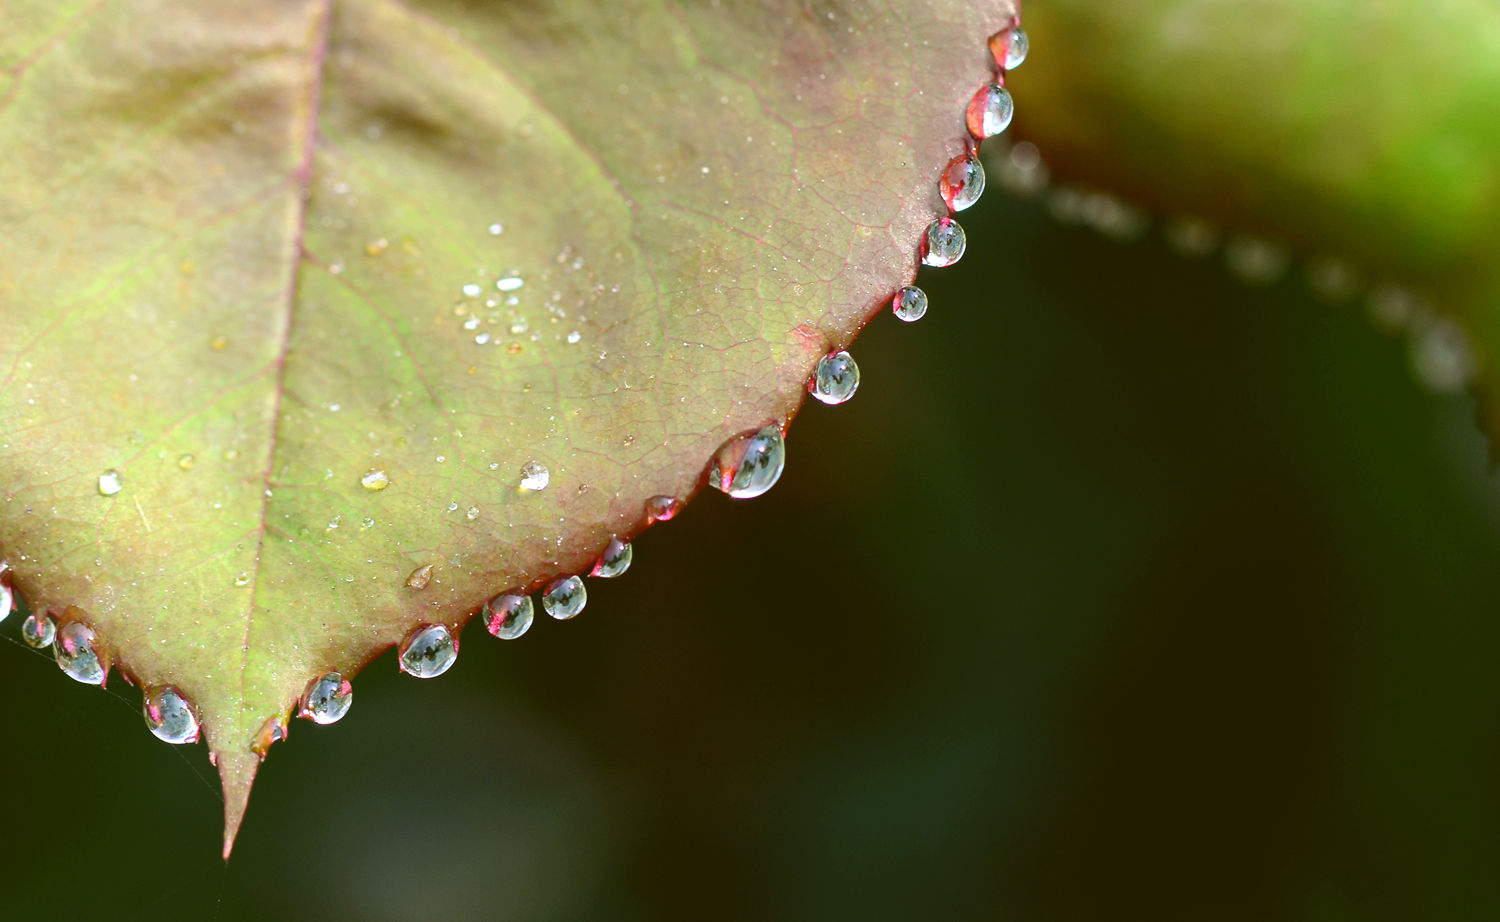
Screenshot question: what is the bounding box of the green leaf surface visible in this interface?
[0,0,1016,852]
[1010,0,1500,418]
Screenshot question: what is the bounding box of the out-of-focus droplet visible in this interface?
[922,218,966,267]
[144,687,200,744]
[966,83,1014,139]
[55,620,108,685]
[1411,315,1477,394]
[300,672,353,724]
[891,286,928,323]
[361,470,390,491]
[645,495,681,522]
[541,575,587,620]
[97,470,124,496]
[711,425,785,499]
[1225,236,1290,285]
[481,593,534,639]
[22,612,55,649]
[810,350,860,405]
[940,153,985,212]
[177,454,195,471]
[519,460,550,492]
[406,564,434,590]
[1164,216,1220,257]
[399,624,458,678]
[591,538,633,579]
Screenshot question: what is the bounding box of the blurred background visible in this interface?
[4,175,1500,919]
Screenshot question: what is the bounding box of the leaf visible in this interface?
[1010,0,1500,412]
[0,0,1018,853]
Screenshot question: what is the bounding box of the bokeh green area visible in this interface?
[4,191,1500,920]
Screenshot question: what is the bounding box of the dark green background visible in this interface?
[3,187,1498,921]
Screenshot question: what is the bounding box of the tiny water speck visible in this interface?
[891,285,929,322]
[55,621,108,685]
[810,350,860,405]
[399,624,458,678]
[940,153,985,212]
[234,572,250,587]
[465,505,480,521]
[519,460,550,492]
[177,454,195,471]
[711,425,786,499]
[97,469,124,496]
[22,612,55,649]
[922,217,966,267]
[592,538,633,579]
[542,575,587,620]
[482,593,534,639]
[966,83,1014,139]
[496,275,524,292]
[488,223,504,235]
[645,495,681,522]
[406,563,434,590]
[361,470,391,491]
[301,672,353,724]
[463,283,482,297]
[144,687,200,745]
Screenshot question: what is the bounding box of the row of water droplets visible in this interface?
[984,123,1476,396]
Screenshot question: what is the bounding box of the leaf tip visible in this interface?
[215,746,260,861]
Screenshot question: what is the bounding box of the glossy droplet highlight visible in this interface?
[144,687,200,745]
[542,575,587,620]
[645,495,681,522]
[97,469,123,496]
[940,153,985,212]
[301,673,353,725]
[966,84,1014,139]
[0,566,11,624]
[891,286,928,322]
[361,470,390,491]
[481,593,534,639]
[810,350,860,405]
[922,218,966,267]
[55,621,108,685]
[399,624,458,678]
[591,538,633,579]
[22,612,55,649]
[711,425,785,499]
[519,460,550,492]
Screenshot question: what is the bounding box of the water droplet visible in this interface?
[364,237,389,256]
[810,350,860,405]
[252,716,287,757]
[891,286,928,322]
[541,575,587,620]
[921,217,966,267]
[360,470,391,491]
[1224,236,1289,284]
[361,516,376,530]
[519,460,550,492]
[177,454,195,471]
[406,564,434,590]
[940,153,985,212]
[300,672,353,724]
[496,275,524,292]
[711,425,785,499]
[966,83,1014,139]
[97,469,123,496]
[21,612,55,649]
[143,687,200,745]
[55,621,108,685]
[398,624,458,678]
[481,593,534,639]
[462,283,482,297]
[591,538,633,578]
[488,223,504,235]
[991,26,1028,71]
[566,330,582,344]
[645,495,681,522]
